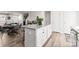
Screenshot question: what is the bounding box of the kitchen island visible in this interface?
[23,24,52,47]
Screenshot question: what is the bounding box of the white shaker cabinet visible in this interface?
[25,24,52,47]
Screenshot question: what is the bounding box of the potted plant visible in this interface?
[36,16,43,25]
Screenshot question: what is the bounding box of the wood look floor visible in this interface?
[0,30,73,47]
[44,32,72,47]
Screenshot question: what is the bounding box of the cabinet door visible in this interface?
[25,28,36,47]
[36,27,47,46]
[42,27,47,45]
[36,29,43,47]
[42,25,52,45]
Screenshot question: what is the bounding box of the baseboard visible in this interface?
[42,34,52,47]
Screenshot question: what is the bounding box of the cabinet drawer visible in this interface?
[36,27,47,46]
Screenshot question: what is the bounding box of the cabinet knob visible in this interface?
[43,32,44,33]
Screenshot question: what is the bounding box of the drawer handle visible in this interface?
[43,32,44,33]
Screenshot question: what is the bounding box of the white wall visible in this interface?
[29,11,45,21]
[51,11,78,34]
[64,11,77,34]
[27,11,45,25]
[76,11,79,26]
[51,11,64,33]
[0,11,51,26]
[64,11,77,27]
[45,11,51,25]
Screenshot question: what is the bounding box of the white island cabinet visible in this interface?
[24,24,52,47]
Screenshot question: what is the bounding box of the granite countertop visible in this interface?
[22,24,45,30]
